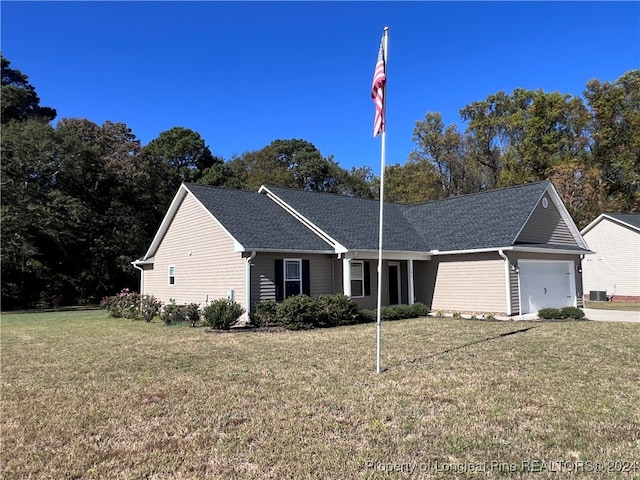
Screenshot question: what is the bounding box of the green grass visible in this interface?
[2,311,639,479]
[585,301,640,311]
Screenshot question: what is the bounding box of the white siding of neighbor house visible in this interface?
[143,193,246,310]
[250,253,334,312]
[582,219,640,298]
[516,193,577,246]
[429,253,507,314]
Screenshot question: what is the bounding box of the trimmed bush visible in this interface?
[101,288,142,320]
[277,295,322,330]
[318,295,360,327]
[560,306,585,319]
[538,307,585,320]
[203,299,244,330]
[357,309,377,324]
[410,302,430,317]
[253,300,279,327]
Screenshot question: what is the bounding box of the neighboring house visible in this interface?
[133,180,591,319]
[580,214,640,302]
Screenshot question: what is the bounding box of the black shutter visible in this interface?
[302,260,311,296]
[364,261,371,296]
[275,259,284,302]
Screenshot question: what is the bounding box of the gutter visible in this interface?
[498,249,512,316]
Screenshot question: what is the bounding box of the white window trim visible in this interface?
[168,265,176,286]
[350,260,365,298]
[284,258,302,298]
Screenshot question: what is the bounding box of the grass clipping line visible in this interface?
[1,310,639,479]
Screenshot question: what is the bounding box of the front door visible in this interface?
[388,262,401,305]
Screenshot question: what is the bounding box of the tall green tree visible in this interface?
[1,55,56,123]
[584,70,640,213]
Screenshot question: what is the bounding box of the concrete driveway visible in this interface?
[583,308,640,323]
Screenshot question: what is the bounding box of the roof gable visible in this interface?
[260,185,429,252]
[404,181,552,251]
[514,187,586,248]
[581,213,640,235]
[140,184,333,260]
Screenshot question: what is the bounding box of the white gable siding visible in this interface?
[143,193,246,309]
[516,193,576,245]
[582,219,640,298]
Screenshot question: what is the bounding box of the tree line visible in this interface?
[1,55,638,309]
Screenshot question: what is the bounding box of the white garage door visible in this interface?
[519,261,575,314]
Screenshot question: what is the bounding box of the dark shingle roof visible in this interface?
[404,181,550,250]
[184,180,581,254]
[185,184,332,251]
[264,181,552,251]
[263,186,429,251]
[607,213,640,230]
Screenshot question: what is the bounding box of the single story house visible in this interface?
[580,213,640,302]
[133,180,591,319]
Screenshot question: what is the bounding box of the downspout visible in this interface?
[133,262,144,295]
[498,250,512,316]
[132,262,144,316]
[245,251,256,322]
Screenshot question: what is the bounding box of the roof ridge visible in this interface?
[402,180,550,209]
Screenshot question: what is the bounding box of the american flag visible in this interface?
[371,34,386,137]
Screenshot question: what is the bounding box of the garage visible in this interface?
[519,260,576,314]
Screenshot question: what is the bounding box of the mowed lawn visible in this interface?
[2,311,639,480]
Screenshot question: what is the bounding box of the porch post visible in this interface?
[408,259,415,305]
[342,257,352,297]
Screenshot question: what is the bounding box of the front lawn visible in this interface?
[585,301,640,311]
[1,311,639,479]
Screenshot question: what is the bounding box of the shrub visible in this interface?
[160,299,185,325]
[538,307,585,320]
[253,300,279,327]
[203,299,244,330]
[560,306,585,319]
[410,302,430,317]
[377,304,428,321]
[183,303,201,327]
[277,295,322,330]
[140,295,162,322]
[537,308,563,320]
[318,295,360,327]
[357,309,377,324]
[101,288,140,319]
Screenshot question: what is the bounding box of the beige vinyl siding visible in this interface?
[143,193,246,309]
[516,193,576,246]
[431,253,506,314]
[582,220,640,297]
[508,252,584,310]
[251,253,334,312]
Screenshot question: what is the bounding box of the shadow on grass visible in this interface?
[388,326,538,371]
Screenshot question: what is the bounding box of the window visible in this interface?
[350,261,364,297]
[284,259,302,298]
[168,265,176,286]
[275,258,310,301]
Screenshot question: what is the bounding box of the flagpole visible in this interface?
[375,27,388,374]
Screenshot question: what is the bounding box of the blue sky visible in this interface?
[2,1,638,174]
